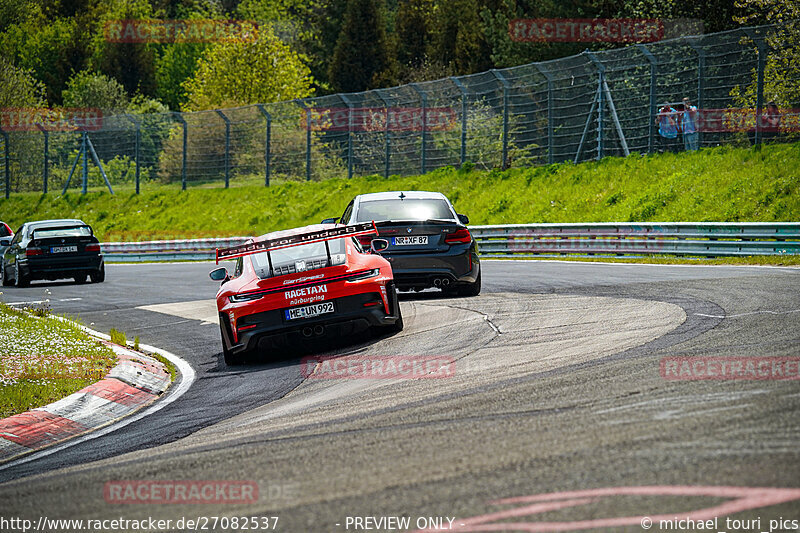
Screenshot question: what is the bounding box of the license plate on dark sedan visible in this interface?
[392,236,428,246]
[285,301,334,320]
[50,245,78,253]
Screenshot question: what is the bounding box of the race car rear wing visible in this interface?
[215,222,378,264]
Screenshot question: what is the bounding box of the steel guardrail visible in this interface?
[99,222,800,262]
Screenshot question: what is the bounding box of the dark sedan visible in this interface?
[323,191,480,296]
[2,219,105,287]
[0,221,12,258]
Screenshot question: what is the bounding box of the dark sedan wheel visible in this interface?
[446,270,481,297]
[90,262,105,283]
[1,262,11,287]
[74,273,87,284]
[15,267,30,287]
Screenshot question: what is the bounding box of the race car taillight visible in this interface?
[445,228,471,244]
[26,248,43,257]
[229,292,264,303]
[85,243,101,252]
[346,268,380,282]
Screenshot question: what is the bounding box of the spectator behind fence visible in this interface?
[681,98,699,151]
[656,103,679,153]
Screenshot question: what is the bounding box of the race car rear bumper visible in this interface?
[221,290,401,355]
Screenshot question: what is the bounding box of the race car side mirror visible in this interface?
[370,239,389,253]
[457,214,469,225]
[209,267,229,282]
[321,217,339,224]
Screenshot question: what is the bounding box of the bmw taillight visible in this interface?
[85,243,101,252]
[26,248,43,257]
[445,228,471,244]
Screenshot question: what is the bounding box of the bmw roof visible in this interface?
[355,191,449,202]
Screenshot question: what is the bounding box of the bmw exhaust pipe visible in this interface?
[313,325,324,336]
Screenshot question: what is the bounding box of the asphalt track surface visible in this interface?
[1,260,799,532]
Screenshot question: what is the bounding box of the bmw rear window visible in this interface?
[250,238,347,279]
[354,199,454,222]
[32,226,92,239]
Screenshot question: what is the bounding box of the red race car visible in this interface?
[209,223,403,365]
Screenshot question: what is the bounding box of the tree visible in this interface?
[62,70,129,114]
[396,0,433,68]
[328,0,392,93]
[155,43,208,110]
[429,0,492,75]
[0,57,46,109]
[89,0,158,98]
[182,26,313,110]
[731,0,800,111]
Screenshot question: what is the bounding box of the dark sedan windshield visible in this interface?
[354,199,454,222]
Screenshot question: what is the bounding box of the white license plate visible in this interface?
[285,301,334,321]
[50,245,78,253]
[392,236,428,246]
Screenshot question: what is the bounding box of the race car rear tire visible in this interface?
[221,327,243,366]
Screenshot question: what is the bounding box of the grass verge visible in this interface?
[0,143,798,241]
[0,302,117,418]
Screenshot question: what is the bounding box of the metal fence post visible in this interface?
[340,94,355,179]
[174,113,187,190]
[215,110,231,187]
[689,39,706,147]
[375,90,392,178]
[532,64,554,164]
[256,104,271,186]
[450,77,468,167]
[637,44,657,154]
[36,125,49,193]
[490,70,512,168]
[586,52,605,160]
[0,127,8,199]
[81,131,88,194]
[410,83,428,174]
[754,37,767,146]
[124,115,140,194]
[295,99,312,181]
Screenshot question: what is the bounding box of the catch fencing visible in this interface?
[100,223,800,262]
[1,23,797,197]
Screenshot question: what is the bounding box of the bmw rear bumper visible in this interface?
[19,254,103,281]
[385,244,480,290]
